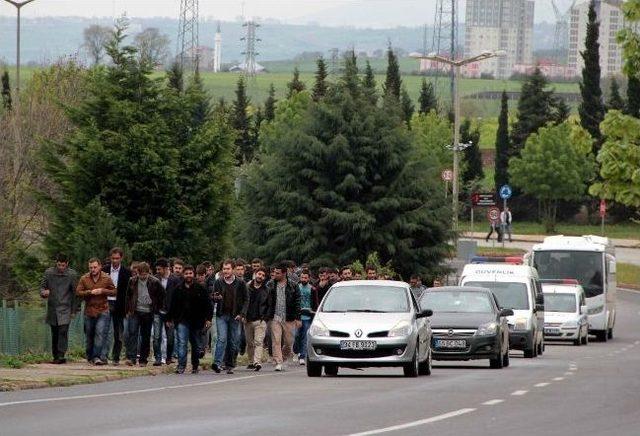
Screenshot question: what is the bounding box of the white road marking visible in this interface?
[346,408,476,435]
[569,367,578,371]
[511,390,528,396]
[553,377,564,381]
[482,399,504,405]
[564,372,574,376]
[535,382,550,387]
[0,373,279,408]
[635,341,640,345]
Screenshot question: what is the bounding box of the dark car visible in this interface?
[419,286,513,369]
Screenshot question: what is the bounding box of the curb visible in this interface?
[465,234,640,249]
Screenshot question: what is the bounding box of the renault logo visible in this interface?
[355,329,363,338]
[448,329,454,336]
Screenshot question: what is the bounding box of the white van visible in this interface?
[541,280,589,346]
[460,261,545,358]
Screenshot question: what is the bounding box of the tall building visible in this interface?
[464,0,534,79]
[568,0,624,77]
[213,22,222,73]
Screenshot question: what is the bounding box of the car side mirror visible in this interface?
[535,304,544,312]
[417,309,433,318]
[580,305,588,315]
[500,308,514,317]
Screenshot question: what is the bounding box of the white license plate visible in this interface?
[340,340,377,350]
[435,339,466,349]
[545,328,560,334]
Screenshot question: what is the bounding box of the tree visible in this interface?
[1,70,11,110]
[626,75,640,117]
[383,47,402,100]
[312,57,328,101]
[341,50,360,97]
[578,0,605,147]
[240,58,451,278]
[494,90,510,191]
[133,27,170,67]
[617,0,640,79]
[606,78,626,111]
[362,60,378,104]
[167,62,184,92]
[418,78,437,114]
[83,24,114,65]
[264,83,277,122]
[553,96,571,124]
[509,122,595,232]
[287,67,306,99]
[461,119,483,184]
[232,76,252,164]
[411,109,452,171]
[400,86,414,126]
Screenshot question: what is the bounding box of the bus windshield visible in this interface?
[533,251,603,298]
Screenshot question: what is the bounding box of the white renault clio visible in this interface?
[542,280,589,346]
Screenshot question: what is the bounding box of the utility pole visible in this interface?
[241,20,260,77]
[177,0,199,72]
[2,0,37,95]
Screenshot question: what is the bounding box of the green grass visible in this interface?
[476,247,527,256]
[460,220,640,240]
[0,352,51,368]
[619,263,640,287]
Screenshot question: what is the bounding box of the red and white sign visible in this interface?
[599,199,606,218]
[441,169,453,182]
[487,206,500,223]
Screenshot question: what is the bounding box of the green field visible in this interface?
[619,263,640,287]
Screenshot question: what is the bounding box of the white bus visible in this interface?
[528,235,616,342]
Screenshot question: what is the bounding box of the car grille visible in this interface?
[431,329,476,337]
[319,347,404,359]
[367,331,389,338]
[329,330,349,338]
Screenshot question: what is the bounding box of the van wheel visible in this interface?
[324,365,338,376]
[418,349,432,376]
[307,360,322,377]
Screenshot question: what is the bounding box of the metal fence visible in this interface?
[0,300,85,355]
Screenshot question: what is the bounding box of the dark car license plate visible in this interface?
[340,340,377,350]
[435,339,466,349]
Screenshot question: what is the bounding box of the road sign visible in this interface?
[499,184,512,200]
[487,206,500,223]
[472,192,496,207]
[599,199,606,218]
[441,169,453,182]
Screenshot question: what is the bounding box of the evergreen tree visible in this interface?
[232,75,253,164]
[495,90,510,190]
[312,57,328,101]
[1,70,11,110]
[286,67,306,99]
[553,96,571,125]
[251,107,264,152]
[362,60,378,104]
[578,0,605,147]
[606,78,625,111]
[264,83,277,121]
[383,47,402,100]
[166,61,184,92]
[461,119,483,184]
[626,75,640,117]
[400,86,414,126]
[418,78,437,114]
[185,68,211,127]
[341,50,360,97]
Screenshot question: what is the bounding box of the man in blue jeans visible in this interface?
[296,270,314,365]
[211,259,249,374]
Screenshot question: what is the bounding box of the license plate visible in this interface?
[435,339,466,349]
[340,340,377,350]
[545,328,560,334]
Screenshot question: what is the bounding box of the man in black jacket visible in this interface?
[102,247,131,365]
[267,262,301,371]
[166,265,212,374]
[244,267,271,371]
[154,258,182,365]
[211,259,249,374]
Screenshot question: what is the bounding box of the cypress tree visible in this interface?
[383,47,402,100]
[495,90,510,190]
[1,70,11,110]
[312,57,328,101]
[461,119,483,184]
[264,83,277,121]
[286,67,306,99]
[578,0,605,148]
[400,86,414,126]
[626,75,640,117]
[606,78,625,111]
[232,76,252,164]
[418,78,437,114]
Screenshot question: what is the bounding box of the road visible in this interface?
[2,289,640,436]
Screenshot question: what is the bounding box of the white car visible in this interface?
[542,281,589,346]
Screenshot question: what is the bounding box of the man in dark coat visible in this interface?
[102,247,131,365]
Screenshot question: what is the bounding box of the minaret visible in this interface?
[213,22,222,73]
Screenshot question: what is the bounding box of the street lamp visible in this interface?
[410,49,506,235]
[2,0,37,95]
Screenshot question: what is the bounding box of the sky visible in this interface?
[0,0,563,26]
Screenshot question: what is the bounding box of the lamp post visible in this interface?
[410,50,506,236]
[2,0,37,95]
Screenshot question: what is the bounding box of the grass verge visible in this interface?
[619,263,640,289]
[461,220,640,240]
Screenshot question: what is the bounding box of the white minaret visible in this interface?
[213,22,222,73]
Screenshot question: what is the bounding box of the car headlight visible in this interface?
[514,317,528,331]
[309,320,329,337]
[562,321,578,329]
[476,322,498,336]
[588,305,604,315]
[388,320,412,337]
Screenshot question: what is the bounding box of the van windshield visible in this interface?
[533,251,604,298]
[544,294,577,313]
[464,282,529,310]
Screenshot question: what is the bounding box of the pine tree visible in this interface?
[461,119,483,184]
[1,70,11,110]
[341,50,360,97]
[400,86,414,126]
[383,47,402,100]
[495,90,510,190]
[232,76,252,164]
[553,96,571,124]
[264,83,277,121]
[418,78,437,114]
[166,61,184,92]
[362,60,378,104]
[251,107,264,152]
[312,57,328,101]
[626,75,640,117]
[286,67,306,99]
[606,78,625,111]
[185,68,211,127]
[578,0,605,147]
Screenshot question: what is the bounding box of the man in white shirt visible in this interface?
[102,247,131,365]
[500,207,513,243]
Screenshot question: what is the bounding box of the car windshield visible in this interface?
[321,285,409,313]
[544,294,577,313]
[533,250,604,298]
[420,291,494,313]
[465,281,529,310]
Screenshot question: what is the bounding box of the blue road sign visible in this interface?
[499,184,512,200]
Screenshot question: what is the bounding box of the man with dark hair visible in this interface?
[244,266,270,371]
[296,270,313,365]
[76,258,116,365]
[328,268,340,283]
[40,253,79,364]
[267,262,301,371]
[409,274,427,300]
[166,265,212,374]
[154,257,181,365]
[365,265,378,280]
[211,259,249,374]
[201,261,214,279]
[312,267,332,310]
[125,262,165,366]
[102,247,131,365]
[340,266,353,281]
[172,258,185,277]
[195,264,211,358]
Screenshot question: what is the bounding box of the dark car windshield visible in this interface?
[533,250,604,298]
[465,281,529,310]
[421,291,494,313]
[321,286,409,313]
[544,294,577,313]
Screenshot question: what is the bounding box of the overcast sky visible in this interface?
[0,0,562,26]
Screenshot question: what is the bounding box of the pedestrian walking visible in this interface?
[154,258,182,365]
[76,258,116,365]
[244,267,270,371]
[166,265,212,374]
[267,262,301,371]
[409,275,427,300]
[296,270,313,365]
[125,262,165,367]
[312,267,332,309]
[195,264,211,358]
[500,206,513,242]
[102,247,131,365]
[40,253,79,364]
[485,220,502,242]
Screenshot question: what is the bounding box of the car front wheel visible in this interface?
[307,359,322,377]
[418,348,432,376]
[403,346,419,377]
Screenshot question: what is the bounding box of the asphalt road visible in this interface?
[2,289,640,436]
